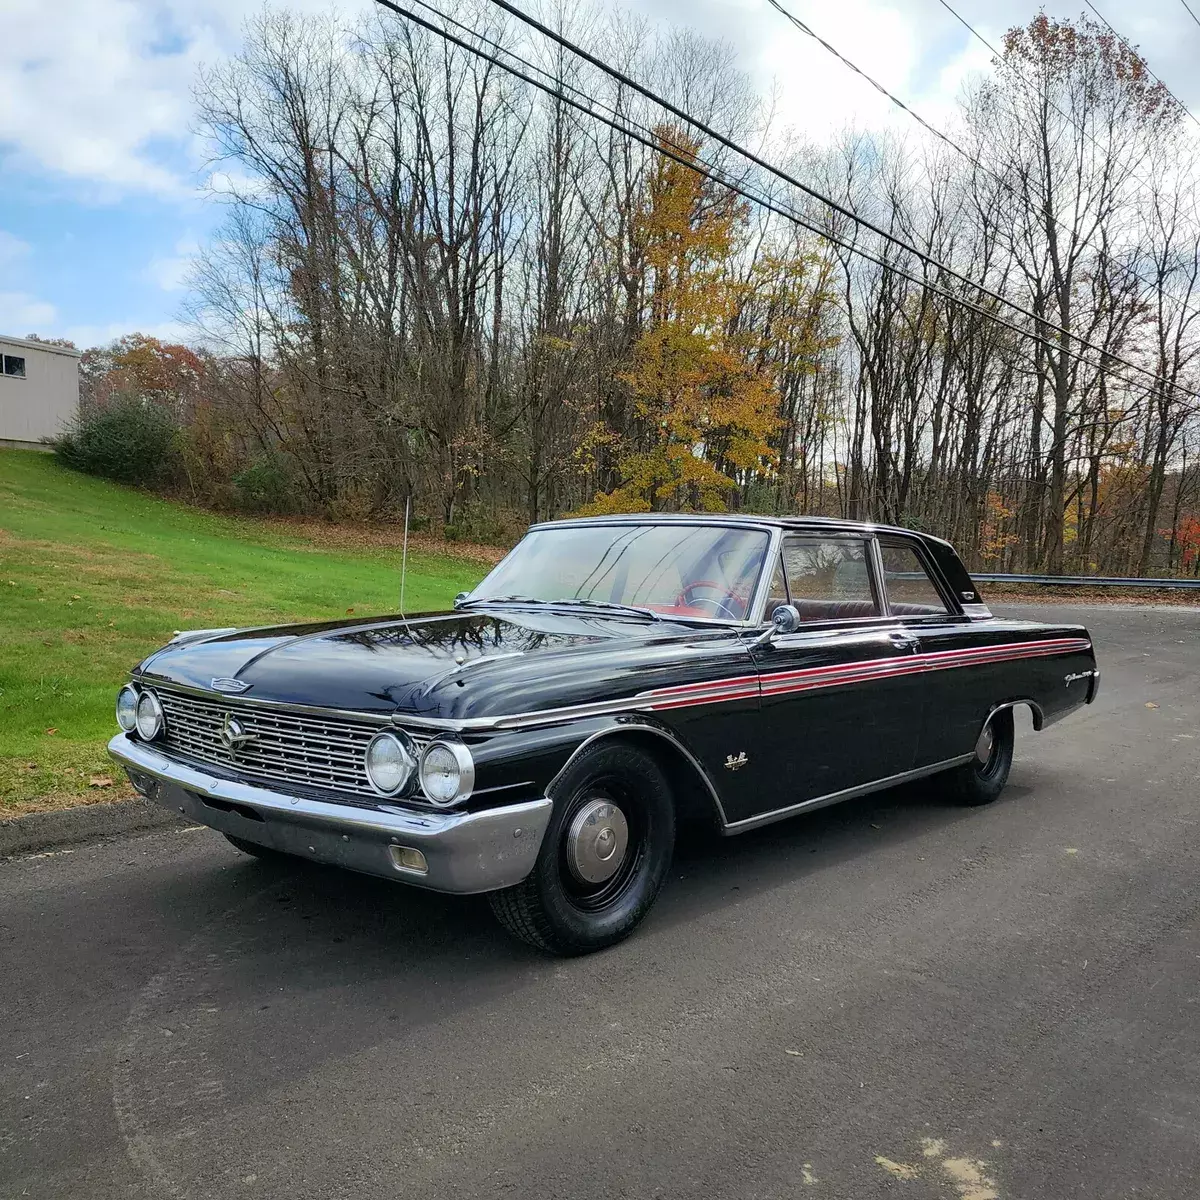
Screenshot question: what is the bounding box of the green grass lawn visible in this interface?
[0,450,489,816]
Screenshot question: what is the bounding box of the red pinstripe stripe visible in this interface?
[644,637,1091,710]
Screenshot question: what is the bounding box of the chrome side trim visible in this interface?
[721,754,975,835]
[546,724,729,825]
[984,697,1046,733]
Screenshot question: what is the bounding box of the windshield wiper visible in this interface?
[548,598,661,621]
[455,594,547,609]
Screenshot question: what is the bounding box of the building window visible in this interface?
[2,354,26,378]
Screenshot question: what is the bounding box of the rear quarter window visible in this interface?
[879,541,951,617]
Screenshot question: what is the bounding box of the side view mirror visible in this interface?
[453,591,470,609]
[771,604,801,634]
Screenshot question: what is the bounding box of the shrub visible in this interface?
[54,395,179,485]
[232,453,298,513]
[443,501,524,545]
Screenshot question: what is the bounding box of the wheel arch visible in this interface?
[983,697,1044,734]
[546,722,727,832]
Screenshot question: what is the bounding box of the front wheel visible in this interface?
[942,707,1014,806]
[488,742,675,955]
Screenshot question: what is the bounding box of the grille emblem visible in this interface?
[219,714,257,752]
[211,677,251,694]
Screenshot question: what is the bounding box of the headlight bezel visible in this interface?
[134,689,165,741]
[418,739,475,807]
[364,729,418,797]
[116,683,140,732]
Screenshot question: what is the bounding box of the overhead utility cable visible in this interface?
[370,0,1194,404]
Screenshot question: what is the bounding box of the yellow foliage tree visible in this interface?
[584,127,780,513]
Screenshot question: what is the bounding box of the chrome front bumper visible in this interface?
[108,734,552,894]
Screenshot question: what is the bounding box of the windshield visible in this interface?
[466,523,771,622]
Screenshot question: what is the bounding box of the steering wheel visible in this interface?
[675,580,748,620]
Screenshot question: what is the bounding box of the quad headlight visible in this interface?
[134,689,165,741]
[418,740,475,807]
[365,730,417,796]
[116,684,140,732]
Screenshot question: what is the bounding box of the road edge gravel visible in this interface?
[0,798,192,859]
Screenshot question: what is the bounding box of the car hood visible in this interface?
[134,608,731,719]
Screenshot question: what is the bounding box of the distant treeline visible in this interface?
[62,4,1200,575]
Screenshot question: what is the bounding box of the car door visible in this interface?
[731,533,926,827]
[875,535,978,767]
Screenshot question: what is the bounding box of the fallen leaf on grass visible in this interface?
[346,608,355,615]
[88,775,114,788]
[44,727,58,736]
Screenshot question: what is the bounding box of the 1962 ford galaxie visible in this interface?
[110,515,1097,954]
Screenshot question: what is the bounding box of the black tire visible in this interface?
[223,832,287,861]
[942,707,1014,806]
[488,742,675,955]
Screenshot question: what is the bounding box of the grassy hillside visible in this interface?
[0,450,490,816]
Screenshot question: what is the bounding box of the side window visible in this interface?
[764,555,789,614]
[879,541,950,616]
[781,538,879,621]
[2,355,26,378]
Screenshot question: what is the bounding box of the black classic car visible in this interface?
[109,515,1097,954]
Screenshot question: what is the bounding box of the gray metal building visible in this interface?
[0,333,81,450]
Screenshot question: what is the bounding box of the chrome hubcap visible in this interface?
[566,798,630,885]
[975,724,995,764]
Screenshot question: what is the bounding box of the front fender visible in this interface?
[470,715,725,826]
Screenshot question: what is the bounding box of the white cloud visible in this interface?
[0,0,367,200]
[61,318,191,348]
[2,0,1197,205]
[0,291,58,333]
[0,231,33,269]
[145,236,200,291]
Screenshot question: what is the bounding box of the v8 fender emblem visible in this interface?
[724,751,749,771]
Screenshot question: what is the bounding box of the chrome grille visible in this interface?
[155,689,430,799]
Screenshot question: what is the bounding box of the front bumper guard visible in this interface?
[108,734,551,894]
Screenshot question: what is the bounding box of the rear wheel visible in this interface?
[488,742,675,955]
[942,707,1014,806]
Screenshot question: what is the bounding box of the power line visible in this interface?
[1182,0,1200,34]
[368,0,1193,405]
[766,0,1200,336]
[1082,0,1200,131]
[480,0,1193,400]
[937,0,1200,160]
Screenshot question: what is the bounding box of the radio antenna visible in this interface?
[399,495,412,632]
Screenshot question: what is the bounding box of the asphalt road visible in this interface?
[3,604,1199,1200]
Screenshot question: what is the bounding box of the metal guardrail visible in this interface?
[973,572,1200,590]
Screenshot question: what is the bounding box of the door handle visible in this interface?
[888,631,920,651]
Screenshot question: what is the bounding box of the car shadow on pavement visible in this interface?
[102,770,1052,1118]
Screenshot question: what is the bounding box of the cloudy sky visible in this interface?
[2,0,1198,348]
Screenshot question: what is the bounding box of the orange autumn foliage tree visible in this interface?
[585,128,780,513]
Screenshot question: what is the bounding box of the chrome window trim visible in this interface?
[748,528,884,627]
[468,520,778,630]
[875,533,962,619]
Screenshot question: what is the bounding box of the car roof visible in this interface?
[531,512,952,549]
